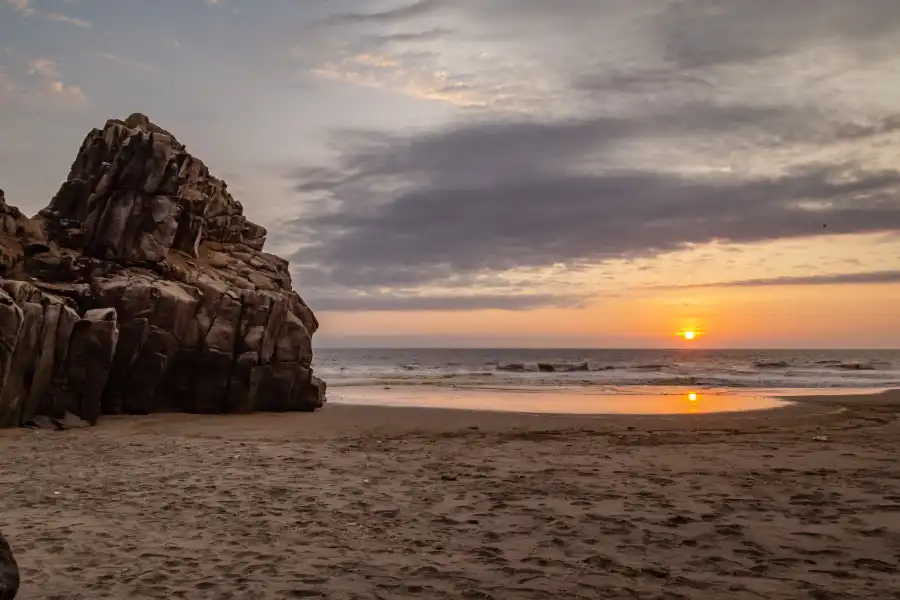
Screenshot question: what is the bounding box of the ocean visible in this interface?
[314,348,900,391]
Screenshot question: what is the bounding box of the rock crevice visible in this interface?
[0,113,325,427]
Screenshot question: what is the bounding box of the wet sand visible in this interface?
[1,389,899,599]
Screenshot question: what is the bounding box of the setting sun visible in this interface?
[683,330,696,340]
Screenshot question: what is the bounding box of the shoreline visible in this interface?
[321,384,892,420]
[0,388,891,441]
[1,387,892,441]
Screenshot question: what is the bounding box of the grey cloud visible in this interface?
[575,69,713,94]
[326,0,446,24]
[295,109,900,198]
[831,116,900,142]
[293,166,900,288]
[314,333,580,348]
[287,106,900,298]
[294,106,891,208]
[308,293,584,312]
[656,0,900,69]
[668,270,900,289]
[292,0,900,312]
[327,0,900,62]
[326,0,620,26]
[374,28,454,43]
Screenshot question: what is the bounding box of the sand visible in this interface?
[1,390,900,599]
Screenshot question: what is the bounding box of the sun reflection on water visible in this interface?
[687,391,699,413]
[334,386,791,415]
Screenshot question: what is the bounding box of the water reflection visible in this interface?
[333,386,793,415]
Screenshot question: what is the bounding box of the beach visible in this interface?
[2,390,900,599]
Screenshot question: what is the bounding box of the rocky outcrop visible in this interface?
[0,532,17,600]
[0,114,326,427]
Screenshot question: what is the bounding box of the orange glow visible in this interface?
[317,284,900,349]
[688,392,698,402]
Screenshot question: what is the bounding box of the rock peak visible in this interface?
[120,112,177,140]
[123,112,152,129]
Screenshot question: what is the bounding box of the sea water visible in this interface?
[312,348,899,414]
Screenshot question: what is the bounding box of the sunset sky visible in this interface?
[1,0,899,348]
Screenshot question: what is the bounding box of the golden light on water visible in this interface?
[687,391,700,413]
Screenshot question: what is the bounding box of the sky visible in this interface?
[1,0,899,348]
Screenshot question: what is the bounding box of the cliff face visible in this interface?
[0,113,325,428]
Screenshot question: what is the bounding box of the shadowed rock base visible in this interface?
[0,114,326,427]
[0,532,17,600]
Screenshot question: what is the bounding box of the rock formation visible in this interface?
[0,532,17,600]
[0,113,325,428]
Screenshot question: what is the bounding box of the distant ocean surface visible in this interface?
[314,348,900,391]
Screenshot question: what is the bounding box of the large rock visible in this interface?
[54,308,118,425]
[0,532,17,600]
[0,288,42,428]
[0,289,24,421]
[0,114,326,427]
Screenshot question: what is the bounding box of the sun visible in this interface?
[675,326,702,341]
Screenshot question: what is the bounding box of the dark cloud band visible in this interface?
[664,270,900,289]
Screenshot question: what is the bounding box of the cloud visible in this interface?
[309,0,900,126]
[49,80,88,103]
[310,51,509,109]
[293,166,900,287]
[18,55,90,105]
[294,108,900,197]
[667,270,900,289]
[98,53,158,73]
[375,28,454,44]
[5,0,33,15]
[310,292,583,312]
[655,0,900,70]
[574,68,713,95]
[45,11,91,28]
[281,0,900,311]
[327,0,446,25]
[27,58,59,79]
[287,105,900,302]
[6,1,92,27]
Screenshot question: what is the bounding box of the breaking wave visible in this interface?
[314,349,900,390]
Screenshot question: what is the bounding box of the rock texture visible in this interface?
[0,532,17,600]
[0,114,325,427]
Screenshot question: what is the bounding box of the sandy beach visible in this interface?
[2,390,900,599]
